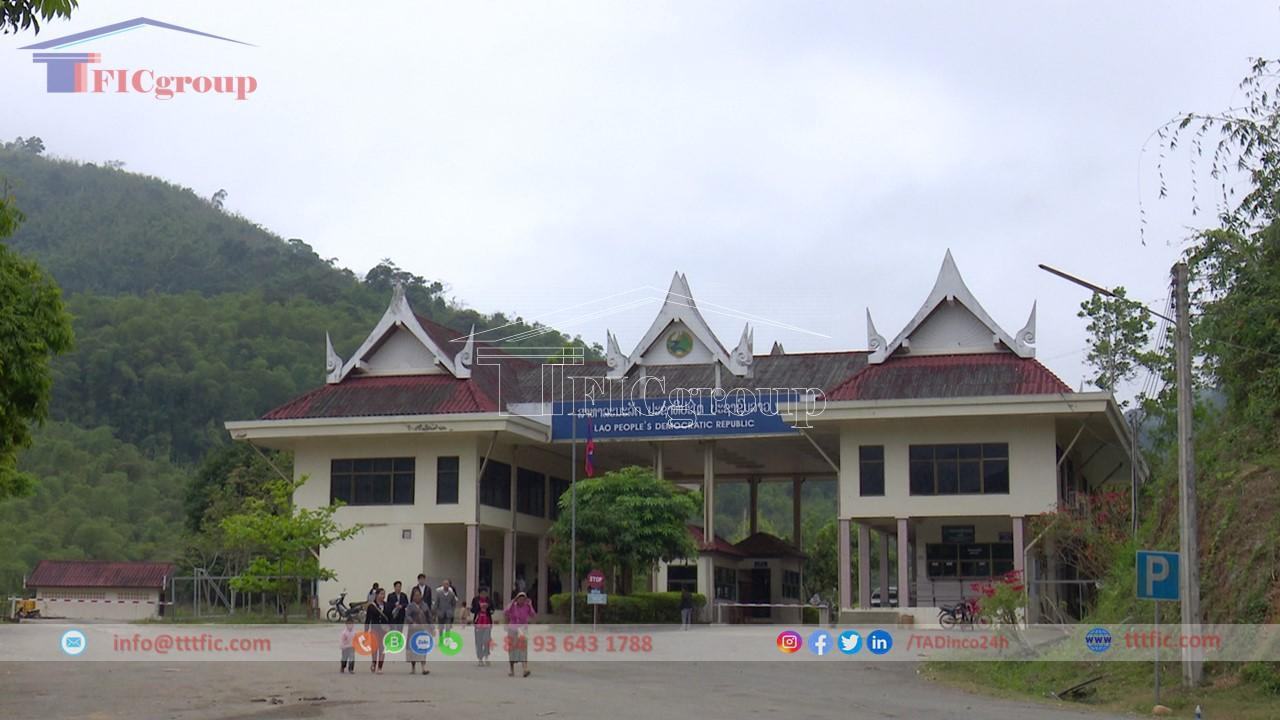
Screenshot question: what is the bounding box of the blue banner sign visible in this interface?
[551,393,799,440]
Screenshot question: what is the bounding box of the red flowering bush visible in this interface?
[972,570,1026,626]
[1027,490,1131,581]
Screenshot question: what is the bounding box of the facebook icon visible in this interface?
[807,630,832,657]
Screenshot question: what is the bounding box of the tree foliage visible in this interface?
[0,0,76,36]
[548,466,701,594]
[220,475,361,620]
[1077,286,1159,404]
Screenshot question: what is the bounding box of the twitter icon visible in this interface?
[837,630,862,655]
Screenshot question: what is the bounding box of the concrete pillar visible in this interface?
[878,530,890,606]
[837,519,851,610]
[703,442,715,544]
[537,534,549,615]
[1012,516,1025,577]
[465,523,479,600]
[509,447,519,529]
[792,476,803,548]
[748,477,759,535]
[503,529,516,602]
[653,442,664,481]
[896,517,911,608]
[857,523,871,608]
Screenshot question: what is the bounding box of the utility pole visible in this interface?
[1173,262,1203,686]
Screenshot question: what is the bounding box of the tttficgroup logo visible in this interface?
[19,17,256,100]
[775,630,803,654]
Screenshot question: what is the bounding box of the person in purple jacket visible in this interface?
[504,591,536,677]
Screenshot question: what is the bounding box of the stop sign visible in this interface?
[587,569,605,591]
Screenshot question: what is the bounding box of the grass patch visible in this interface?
[927,660,1280,719]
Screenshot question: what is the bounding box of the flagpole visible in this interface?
[570,406,577,628]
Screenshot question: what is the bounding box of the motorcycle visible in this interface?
[326,591,365,622]
[937,597,987,629]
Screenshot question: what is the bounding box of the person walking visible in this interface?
[680,588,695,630]
[363,588,390,674]
[413,573,435,633]
[339,617,356,674]
[405,586,432,675]
[469,586,495,667]
[366,582,381,604]
[435,578,459,636]
[386,580,409,633]
[504,591,536,678]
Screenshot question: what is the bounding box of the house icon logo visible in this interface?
[19,17,257,100]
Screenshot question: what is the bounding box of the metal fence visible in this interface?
[167,569,320,620]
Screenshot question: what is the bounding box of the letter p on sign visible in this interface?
[1136,550,1180,601]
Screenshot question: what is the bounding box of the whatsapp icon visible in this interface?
[383,630,406,654]
[439,630,464,656]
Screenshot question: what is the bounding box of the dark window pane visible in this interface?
[958,444,981,460]
[958,461,981,493]
[437,457,459,505]
[481,461,511,509]
[993,560,1014,575]
[982,443,1008,459]
[369,473,393,504]
[353,459,374,473]
[331,459,353,474]
[353,473,377,504]
[909,446,934,462]
[331,473,352,504]
[859,445,884,462]
[909,460,934,495]
[395,458,416,473]
[935,445,959,460]
[983,459,1009,494]
[392,472,414,504]
[990,543,1014,560]
[926,543,958,560]
[859,461,884,496]
[937,461,958,494]
[371,458,394,472]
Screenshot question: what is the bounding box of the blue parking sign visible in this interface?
[1136,550,1180,601]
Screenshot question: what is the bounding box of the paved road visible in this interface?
[0,659,1130,719]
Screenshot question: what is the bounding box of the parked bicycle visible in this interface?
[326,591,365,622]
[937,597,987,629]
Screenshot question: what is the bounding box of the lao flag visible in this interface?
[585,416,596,477]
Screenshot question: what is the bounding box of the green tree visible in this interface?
[220,475,361,621]
[0,0,76,36]
[548,465,701,594]
[1077,286,1158,405]
[0,187,74,500]
[802,520,839,602]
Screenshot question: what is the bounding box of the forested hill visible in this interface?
[0,139,603,596]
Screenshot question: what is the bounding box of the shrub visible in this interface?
[549,591,706,623]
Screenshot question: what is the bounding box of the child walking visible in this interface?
[339,618,356,673]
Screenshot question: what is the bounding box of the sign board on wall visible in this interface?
[551,394,801,441]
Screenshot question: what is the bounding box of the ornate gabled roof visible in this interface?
[606,272,753,379]
[328,284,475,383]
[866,250,1036,364]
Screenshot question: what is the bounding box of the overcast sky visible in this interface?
[3,2,1277,398]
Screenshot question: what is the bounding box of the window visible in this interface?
[480,460,511,509]
[925,542,1015,578]
[330,458,415,505]
[516,467,546,517]
[782,570,801,600]
[714,566,737,600]
[667,565,697,593]
[859,445,885,496]
[436,456,459,504]
[548,477,570,520]
[908,443,1009,495]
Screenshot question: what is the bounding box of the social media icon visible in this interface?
[837,630,862,655]
[776,630,803,654]
[439,630,464,656]
[383,630,406,653]
[409,631,434,655]
[1084,627,1112,653]
[353,631,376,656]
[60,629,87,656]
[866,629,893,655]
[808,630,833,656]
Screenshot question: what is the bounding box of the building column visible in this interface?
[703,441,715,544]
[465,523,479,601]
[509,447,519,530]
[878,530,890,606]
[837,519,851,610]
[537,534,549,615]
[748,477,759,535]
[653,442,664,481]
[857,523,871,608]
[896,517,911,608]
[503,529,516,602]
[792,476,803,548]
[1011,515,1026,577]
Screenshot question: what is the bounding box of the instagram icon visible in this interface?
[776,630,803,654]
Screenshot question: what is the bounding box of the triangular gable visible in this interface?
[607,272,753,379]
[867,250,1035,364]
[332,285,474,382]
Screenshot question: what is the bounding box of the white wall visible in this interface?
[35,587,162,621]
[423,524,468,598]
[839,415,1058,519]
[362,327,445,375]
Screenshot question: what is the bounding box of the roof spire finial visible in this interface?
[867,310,888,364]
[325,332,343,384]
